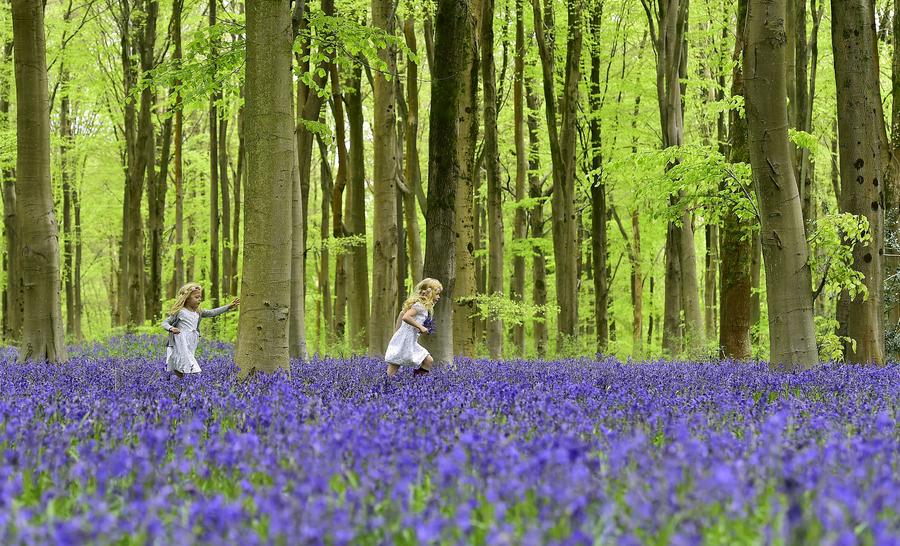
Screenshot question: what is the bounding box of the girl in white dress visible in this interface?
[162,283,239,377]
[384,278,443,377]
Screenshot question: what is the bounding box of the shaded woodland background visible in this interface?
[3,0,899,366]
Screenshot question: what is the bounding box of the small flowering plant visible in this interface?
[422,316,435,334]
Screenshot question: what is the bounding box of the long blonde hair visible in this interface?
[168,282,203,317]
[401,278,443,314]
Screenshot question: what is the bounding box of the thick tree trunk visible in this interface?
[525,80,548,358]
[481,0,504,360]
[11,0,67,362]
[209,0,220,308]
[890,0,900,330]
[831,0,886,364]
[662,221,683,354]
[369,0,400,357]
[237,0,294,375]
[704,225,718,342]
[423,0,470,365]
[744,0,818,370]
[452,5,479,359]
[345,69,370,353]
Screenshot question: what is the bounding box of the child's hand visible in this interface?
[419,326,429,335]
[171,327,181,335]
[229,298,240,310]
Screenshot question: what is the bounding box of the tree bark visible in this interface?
[0,40,19,342]
[510,0,527,357]
[330,64,348,344]
[209,0,221,308]
[831,0,886,364]
[232,94,244,298]
[532,0,582,350]
[237,0,294,375]
[173,0,185,294]
[403,17,424,283]
[220,116,232,299]
[525,79,548,358]
[368,0,400,357]
[423,0,470,365]
[11,0,68,362]
[345,68,370,353]
[719,0,752,360]
[316,135,333,345]
[589,2,608,355]
[744,0,818,370]
[147,109,171,322]
[481,0,505,360]
[451,2,479,359]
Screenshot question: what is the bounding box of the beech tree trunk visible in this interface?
[237,0,294,375]
[0,40,20,342]
[173,0,185,294]
[452,3,479,359]
[511,0,527,357]
[345,68,370,353]
[744,0,818,370]
[532,0,582,350]
[589,2,608,355]
[719,0,752,360]
[209,0,220,308]
[482,0,504,360]
[220,117,232,299]
[11,0,67,362]
[330,64,348,343]
[423,0,470,365]
[369,0,400,357]
[890,0,900,330]
[147,110,171,321]
[232,94,243,298]
[525,79,548,358]
[316,136,333,344]
[831,0,886,364]
[403,17,424,283]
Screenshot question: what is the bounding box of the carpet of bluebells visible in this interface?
[1,335,899,545]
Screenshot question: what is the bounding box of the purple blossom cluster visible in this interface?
[1,338,898,545]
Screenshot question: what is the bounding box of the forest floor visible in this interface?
[1,336,898,545]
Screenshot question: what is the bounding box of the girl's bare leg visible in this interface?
[386,363,400,376]
[414,355,434,375]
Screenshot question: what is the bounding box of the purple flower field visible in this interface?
[1,336,898,545]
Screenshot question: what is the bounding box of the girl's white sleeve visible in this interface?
[162,314,177,331]
[201,305,231,318]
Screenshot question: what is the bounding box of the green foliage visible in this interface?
[815,316,853,362]
[808,212,870,301]
[458,292,554,328]
[321,234,367,255]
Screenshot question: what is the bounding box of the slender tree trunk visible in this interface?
[173,0,185,293]
[209,0,221,308]
[889,0,900,330]
[482,0,504,360]
[745,0,818,369]
[60,67,75,338]
[532,0,582,350]
[0,40,19,341]
[423,0,470,364]
[11,0,67,362]
[403,17,424,283]
[589,2,608,355]
[232,96,243,297]
[237,0,294,375]
[330,65,348,344]
[510,0,527,357]
[719,0,752,360]
[704,225,718,342]
[345,68,370,353]
[316,136,334,343]
[220,116,232,299]
[525,79,548,358]
[369,0,400,357]
[148,112,171,321]
[831,0,886,364]
[73,184,82,339]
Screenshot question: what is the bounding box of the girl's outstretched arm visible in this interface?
[201,298,239,318]
[162,314,178,332]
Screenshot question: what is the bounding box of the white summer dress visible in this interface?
[162,306,229,374]
[384,302,431,368]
